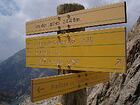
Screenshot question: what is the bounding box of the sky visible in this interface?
[0,0,140,61]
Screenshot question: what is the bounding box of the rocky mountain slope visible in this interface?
[0,49,57,103]
[87,17,140,105]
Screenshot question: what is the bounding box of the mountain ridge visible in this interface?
[0,49,57,103]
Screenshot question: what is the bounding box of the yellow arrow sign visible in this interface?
[26,2,126,35]
[31,72,109,102]
[26,27,126,73]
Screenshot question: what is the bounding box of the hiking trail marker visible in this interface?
[26,2,126,35]
[25,2,127,102]
[26,27,126,73]
[31,72,109,102]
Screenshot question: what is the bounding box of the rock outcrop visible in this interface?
[128,16,140,41]
[88,17,140,105]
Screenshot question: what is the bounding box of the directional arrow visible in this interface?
[37,86,45,93]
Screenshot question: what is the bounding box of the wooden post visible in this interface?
[57,3,87,105]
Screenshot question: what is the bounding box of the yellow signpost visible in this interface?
[25,2,127,103]
[26,2,126,35]
[26,27,126,73]
[31,72,109,102]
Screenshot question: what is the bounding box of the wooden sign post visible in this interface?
[31,72,109,102]
[25,2,127,105]
[26,2,126,35]
[57,4,86,105]
[26,27,126,73]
